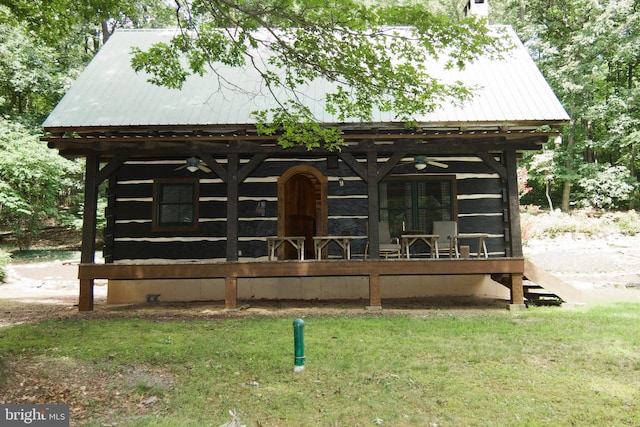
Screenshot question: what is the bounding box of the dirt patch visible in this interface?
[0,354,174,422]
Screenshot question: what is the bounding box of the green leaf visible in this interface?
[129,1,506,150]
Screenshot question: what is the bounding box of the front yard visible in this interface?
[1,304,639,426]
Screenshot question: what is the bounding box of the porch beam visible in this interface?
[48,137,548,158]
[338,151,367,181]
[200,153,228,182]
[79,259,525,280]
[476,151,507,181]
[238,153,268,182]
[96,154,128,184]
[377,150,407,180]
[45,129,557,144]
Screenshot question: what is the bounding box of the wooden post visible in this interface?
[509,273,525,309]
[79,155,100,311]
[367,151,380,259]
[225,276,237,310]
[505,149,523,257]
[367,273,382,310]
[226,152,239,261]
[79,279,94,311]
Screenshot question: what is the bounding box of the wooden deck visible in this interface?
[78,258,526,311]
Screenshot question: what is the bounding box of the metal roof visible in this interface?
[43,26,569,130]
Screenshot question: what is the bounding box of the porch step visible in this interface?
[523,259,583,306]
[523,280,562,306]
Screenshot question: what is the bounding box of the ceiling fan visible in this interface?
[414,155,449,170]
[175,157,212,173]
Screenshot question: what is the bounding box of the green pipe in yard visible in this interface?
[293,318,305,372]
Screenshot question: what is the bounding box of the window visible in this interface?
[379,176,456,238]
[152,179,199,231]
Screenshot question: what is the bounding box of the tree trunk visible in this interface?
[630,142,637,210]
[628,64,636,210]
[102,21,112,45]
[561,179,571,211]
[546,180,554,211]
[560,123,577,212]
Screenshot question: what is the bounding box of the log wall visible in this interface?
[103,154,508,262]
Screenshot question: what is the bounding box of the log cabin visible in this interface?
[43,20,569,311]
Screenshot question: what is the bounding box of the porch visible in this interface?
[77,257,526,311]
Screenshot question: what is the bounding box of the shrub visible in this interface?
[604,210,640,235]
[0,247,10,282]
[521,209,640,240]
[576,164,636,209]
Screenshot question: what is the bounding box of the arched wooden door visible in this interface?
[278,166,328,259]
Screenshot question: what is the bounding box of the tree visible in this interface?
[496,0,640,210]
[131,0,507,150]
[0,0,175,47]
[528,150,556,211]
[0,18,63,121]
[0,1,175,124]
[0,119,82,248]
[0,1,177,241]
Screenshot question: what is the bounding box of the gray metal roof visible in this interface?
[43,26,569,130]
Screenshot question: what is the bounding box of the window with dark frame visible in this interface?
[152,179,199,231]
[379,176,456,238]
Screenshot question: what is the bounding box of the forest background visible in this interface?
[0,0,639,250]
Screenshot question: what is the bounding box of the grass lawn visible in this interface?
[1,303,639,426]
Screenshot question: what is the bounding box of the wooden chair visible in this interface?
[365,222,401,259]
[433,221,458,258]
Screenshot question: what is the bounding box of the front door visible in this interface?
[278,166,328,259]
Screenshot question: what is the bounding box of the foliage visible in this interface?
[606,209,640,235]
[575,164,636,209]
[1,306,640,425]
[0,119,82,248]
[516,166,532,199]
[131,0,507,150]
[0,0,175,47]
[253,103,345,151]
[496,0,640,210]
[0,1,175,123]
[520,209,640,239]
[0,13,64,121]
[0,1,175,240]
[527,149,556,210]
[0,247,9,282]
